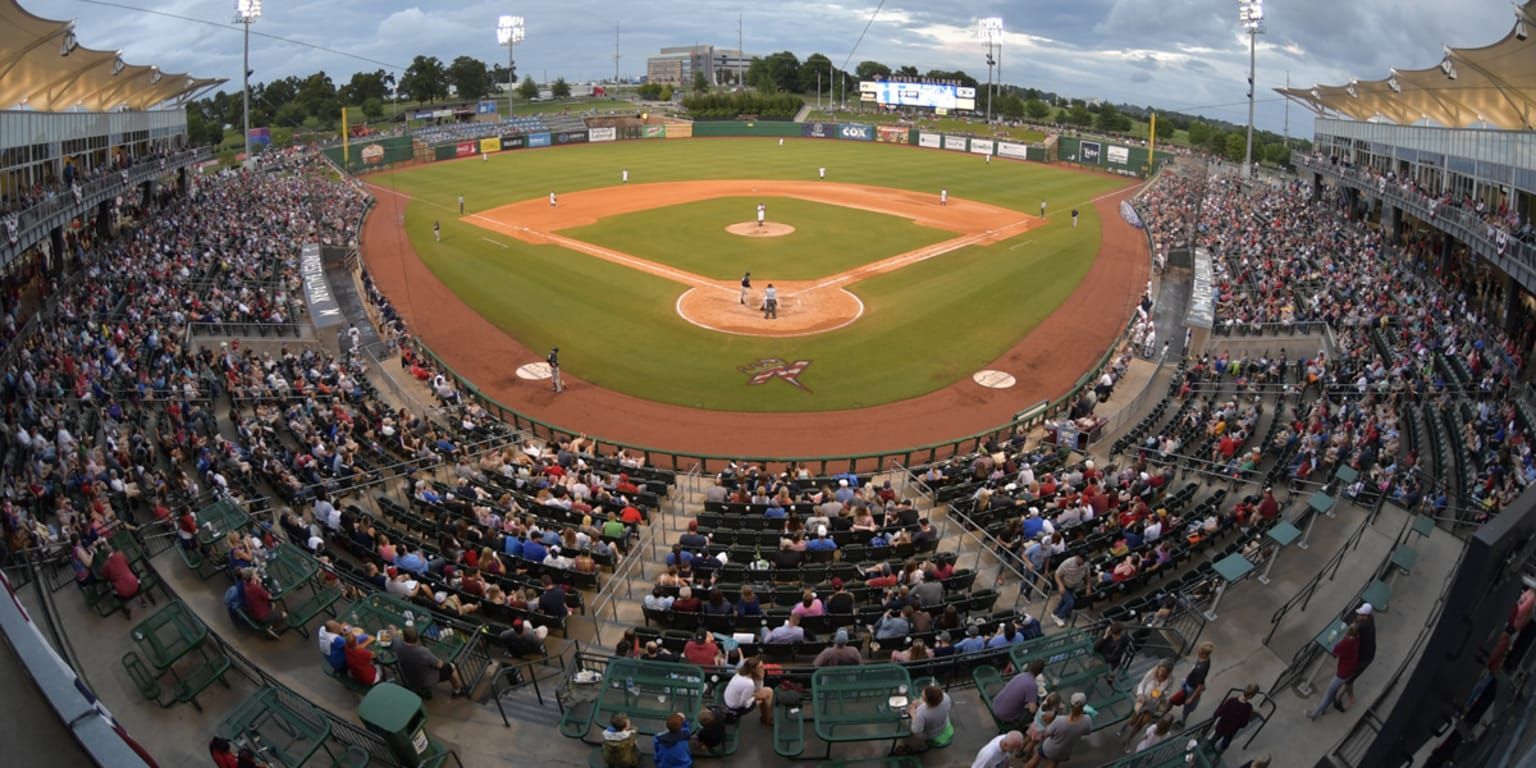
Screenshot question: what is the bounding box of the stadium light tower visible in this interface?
[978,17,1004,123]
[497,15,526,113]
[1238,0,1264,177]
[235,0,260,165]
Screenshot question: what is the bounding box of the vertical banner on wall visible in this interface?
[1187,248,1214,329]
[1080,141,1102,164]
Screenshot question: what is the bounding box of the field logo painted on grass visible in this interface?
[739,358,814,392]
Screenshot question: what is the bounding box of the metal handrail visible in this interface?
[1262,490,1385,647]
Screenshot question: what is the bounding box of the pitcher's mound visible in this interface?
[726,222,795,237]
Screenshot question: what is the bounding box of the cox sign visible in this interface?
[839,123,873,141]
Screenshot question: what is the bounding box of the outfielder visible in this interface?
[778,138,784,147]
[622,169,629,184]
[940,189,948,206]
[762,283,778,319]
[739,272,752,305]
[1071,208,1080,228]
[433,220,441,242]
[547,347,563,393]
[549,191,558,208]
[818,167,826,180]
[458,194,464,214]
[756,203,766,229]
[1040,200,1048,216]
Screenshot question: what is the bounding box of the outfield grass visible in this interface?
[378,138,1128,411]
[562,196,953,281]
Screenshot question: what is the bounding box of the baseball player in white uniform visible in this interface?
[756,203,766,229]
[550,191,558,208]
[818,167,826,180]
[622,169,629,184]
[940,189,948,206]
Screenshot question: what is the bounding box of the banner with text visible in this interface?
[996,141,1031,160]
[300,245,345,328]
[589,126,618,142]
[500,135,527,151]
[642,125,666,139]
[555,130,589,145]
[969,139,995,156]
[801,121,837,139]
[528,132,552,148]
[943,135,969,152]
[455,141,477,158]
[918,132,942,149]
[876,125,910,144]
[476,101,499,115]
[837,123,874,141]
[1107,146,1130,165]
[1187,247,1214,329]
[479,138,500,155]
[1079,141,1102,164]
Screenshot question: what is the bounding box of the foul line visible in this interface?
[480,237,508,248]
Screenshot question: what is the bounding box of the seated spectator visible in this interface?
[722,658,774,725]
[343,632,382,687]
[240,568,287,640]
[692,707,727,756]
[653,712,693,768]
[791,588,824,617]
[813,629,862,667]
[682,630,722,667]
[736,585,763,617]
[673,586,702,613]
[500,618,549,657]
[395,626,468,698]
[763,613,806,644]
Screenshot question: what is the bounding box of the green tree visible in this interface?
[339,69,392,105]
[1066,104,1093,126]
[1264,142,1290,165]
[552,77,571,98]
[1187,121,1211,147]
[400,55,448,103]
[998,93,1026,120]
[1224,132,1246,162]
[762,51,801,92]
[692,70,709,92]
[1153,115,1174,139]
[491,63,517,93]
[517,76,539,100]
[447,56,493,101]
[1024,98,1051,120]
[274,101,307,128]
[895,65,919,77]
[924,69,978,89]
[361,97,384,120]
[855,60,890,80]
[800,53,833,95]
[658,84,674,101]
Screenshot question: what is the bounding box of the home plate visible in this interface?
[516,362,554,380]
[972,370,1017,389]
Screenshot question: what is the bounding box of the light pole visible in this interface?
[978,17,1003,123]
[497,15,525,114]
[235,0,260,164]
[1239,0,1264,177]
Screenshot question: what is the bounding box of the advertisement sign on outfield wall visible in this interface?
[455,141,477,158]
[500,135,527,150]
[476,101,499,115]
[802,121,836,139]
[876,125,910,144]
[642,125,666,139]
[479,138,500,155]
[969,139,995,156]
[943,135,968,152]
[838,123,874,141]
[1106,146,1130,165]
[555,130,589,145]
[589,126,618,142]
[996,141,1030,160]
[917,133,942,149]
[1079,141,1102,164]
[528,132,552,148]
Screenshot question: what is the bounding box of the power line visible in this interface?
[72,0,408,72]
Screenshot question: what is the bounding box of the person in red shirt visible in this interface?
[99,547,141,601]
[620,505,644,525]
[209,737,240,768]
[344,632,381,686]
[616,475,641,495]
[1308,623,1359,720]
[1258,488,1280,520]
[240,569,287,640]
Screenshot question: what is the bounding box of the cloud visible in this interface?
[16,0,1520,135]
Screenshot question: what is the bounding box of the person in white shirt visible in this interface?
[940,189,948,206]
[315,498,339,530]
[549,191,557,207]
[621,169,629,183]
[1144,517,1163,542]
[972,730,1024,768]
[723,658,775,724]
[818,167,826,180]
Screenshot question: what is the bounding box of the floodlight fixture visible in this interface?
[60,24,78,56]
[1238,0,1264,31]
[236,0,261,20]
[978,17,1004,42]
[112,54,125,75]
[1440,55,1457,80]
[1387,71,1402,93]
[1515,19,1528,41]
[1345,81,1358,98]
[498,15,526,45]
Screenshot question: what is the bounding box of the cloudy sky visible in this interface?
[23,0,1522,135]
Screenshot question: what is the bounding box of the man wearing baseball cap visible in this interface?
[1339,603,1376,710]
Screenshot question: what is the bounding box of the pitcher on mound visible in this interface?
[756,203,766,229]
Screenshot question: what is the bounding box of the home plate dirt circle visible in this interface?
[675,283,864,337]
[972,370,1018,389]
[725,221,795,237]
[515,362,554,380]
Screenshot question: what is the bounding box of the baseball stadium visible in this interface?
[2,1,1536,767]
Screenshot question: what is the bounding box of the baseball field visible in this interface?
[364,137,1135,413]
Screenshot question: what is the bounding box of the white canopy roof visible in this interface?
[1278,1,1536,131]
[0,0,224,112]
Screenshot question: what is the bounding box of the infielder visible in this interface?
[940,189,948,206]
[818,167,826,180]
[622,168,629,184]
[549,191,558,208]
[756,203,766,229]
[1071,208,1080,228]
[547,347,563,393]
[762,283,778,319]
[458,194,464,214]
[778,138,784,147]
[1040,200,1047,216]
[433,220,441,242]
[739,272,752,305]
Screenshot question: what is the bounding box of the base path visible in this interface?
[360,178,1147,459]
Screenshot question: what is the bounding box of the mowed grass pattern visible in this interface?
[375,139,1128,411]
[562,196,954,281]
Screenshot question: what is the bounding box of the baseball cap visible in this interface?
[1070,692,1088,706]
[831,577,844,589]
[1357,603,1374,615]
[833,629,850,645]
[966,625,980,637]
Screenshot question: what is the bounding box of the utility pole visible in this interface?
[1239,1,1264,178]
[738,14,744,88]
[613,24,620,83]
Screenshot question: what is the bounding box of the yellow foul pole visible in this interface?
[341,107,350,166]
[1147,112,1157,176]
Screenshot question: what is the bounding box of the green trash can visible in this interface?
[358,683,435,767]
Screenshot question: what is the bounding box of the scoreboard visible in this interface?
[860,80,976,111]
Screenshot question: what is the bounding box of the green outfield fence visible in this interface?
[319,135,417,174]
[352,119,1166,473]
